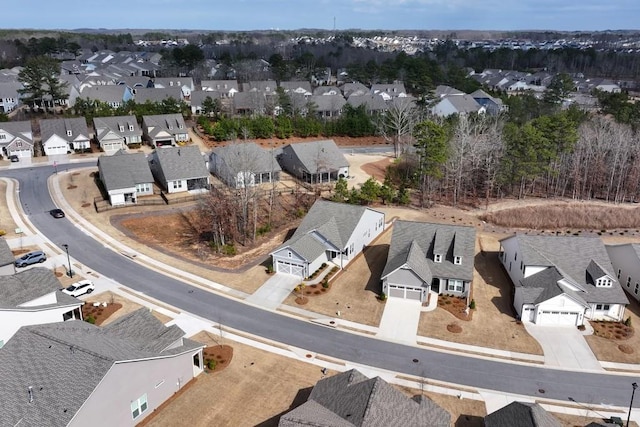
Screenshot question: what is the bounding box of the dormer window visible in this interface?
[119,125,125,132]
[596,277,612,287]
[454,256,462,265]
[129,125,134,131]
[434,254,442,263]
[178,123,183,129]
[66,130,72,137]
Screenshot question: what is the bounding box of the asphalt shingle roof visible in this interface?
[279,369,450,427]
[0,120,33,146]
[97,151,154,192]
[93,115,141,142]
[283,140,349,174]
[212,142,281,175]
[0,268,73,309]
[0,308,201,426]
[151,145,209,181]
[484,401,562,427]
[0,238,14,267]
[40,118,90,144]
[142,113,187,140]
[381,221,476,282]
[506,235,629,305]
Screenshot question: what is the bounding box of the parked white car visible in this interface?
[62,280,95,297]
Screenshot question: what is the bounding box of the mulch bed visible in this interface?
[295,296,309,305]
[447,323,463,333]
[81,303,123,326]
[619,344,634,354]
[591,321,634,340]
[203,344,233,373]
[438,295,473,321]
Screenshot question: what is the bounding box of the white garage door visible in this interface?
[45,145,68,156]
[388,285,423,301]
[276,260,304,277]
[11,149,32,158]
[537,310,579,326]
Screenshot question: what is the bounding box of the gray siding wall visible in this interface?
[70,350,202,426]
[386,268,426,288]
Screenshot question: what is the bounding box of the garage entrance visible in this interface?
[276,260,304,278]
[536,310,580,326]
[387,284,424,302]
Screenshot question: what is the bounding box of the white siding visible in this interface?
[43,135,70,156]
[0,305,82,343]
[607,245,640,302]
[343,209,385,262]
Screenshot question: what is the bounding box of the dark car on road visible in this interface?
[8,155,19,162]
[15,250,47,268]
[49,208,65,218]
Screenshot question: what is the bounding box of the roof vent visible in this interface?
[28,386,33,403]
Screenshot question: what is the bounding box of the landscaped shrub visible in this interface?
[86,315,96,324]
[322,279,329,289]
[321,263,327,268]
[469,299,476,310]
[266,264,274,274]
[222,244,236,256]
[625,317,632,327]
[0,230,5,236]
[256,224,272,236]
[207,359,217,370]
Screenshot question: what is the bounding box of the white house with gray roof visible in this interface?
[431,94,486,117]
[500,235,629,326]
[0,267,84,347]
[271,200,384,278]
[40,117,91,155]
[0,81,22,113]
[142,113,189,147]
[148,145,210,194]
[278,140,349,185]
[93,115,143,153]
[279,369,450,427]
[0,308,204,426]
[0,120,34,159]
[79,84,134,108]
[210,142,281,188]
[381,221,476,303]
[98,150,155,205]
[605,243,640,303]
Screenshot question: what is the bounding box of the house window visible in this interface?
[520,261,523,271]
[635,283,639,295]
[66,130,72,137]
[447,279,464,293]
[287,251,292,258]
[172,181,183,190]
[119,125,125,132]
[454,256,462,265]
[514,252,517,261]
[434,254,442,263]
[0,133,5,140]
[129,125,134,131]
[131,394,148,419]
[618,269,621,279]
[627,277,632,287]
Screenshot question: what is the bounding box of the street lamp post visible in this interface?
[62,244,73,278]
[628,382,638,427]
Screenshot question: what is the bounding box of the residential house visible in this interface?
[313,86,342,96]
[0,81,22,113]
[279,81,313,97]
[346,94,389,115]
[134,87,184,104]
[434,85,465,98]
[370,82,407,100]
[308,94,346,118]
[40,117,91,155]
[500,235,629,326]
[152,77,194,99]
[278,140,349,184]
[341,82,369,98]
[432,94,486,117]
[270,200,385,278]
[98,150,155,205]
[0,267,84,346]
[242,80,278,95]
[381,221,476,303]
[79,84,134,109]
[0,120,35,159]
[93,115,143,152]
[142,113,189,147]
[484,401,561,427]
[589,78,621,93]
[0,308,204,426]
[233,91,267,115]
[190,90,221,116]
[606,243,640,303]
[210,142,281,188]
[148,145,210,193]
[470,89,507,115]
[200,79,239,98]
[0,239,15,275]
[279,369,450,427]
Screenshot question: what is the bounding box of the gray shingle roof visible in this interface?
[309,94,346,113]
[134,86,183,103]
[0,308,202,426]
[150,145,209,181]
[40,118,90,144]
[382,221,476,282]
[0,120,33,146]
[104,308,184,353]
[98,151,154,192]
[484,401,562,427]
[79,85,128,104]
[93,115,141,142]
[0,268,77,309]
[212,142,281,175]
[279,369,450,427]
[142,113,187,140]
[505,235,629,305]
[282,140,349,174]
[0,238,13,267]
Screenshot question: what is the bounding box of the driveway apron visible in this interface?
[377,298,422,344]
[524,324,602,371]
[245,273,301,310]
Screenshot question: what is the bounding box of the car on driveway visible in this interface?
[49,208,65,218]
[62,280,95,297]
[15,250,47,268]
[8,155,19,162]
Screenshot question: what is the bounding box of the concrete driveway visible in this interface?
[245,273,300,310]
[377,298,422,344]
[524,324,602,371]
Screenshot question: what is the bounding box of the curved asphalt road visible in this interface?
[3,163,638,407]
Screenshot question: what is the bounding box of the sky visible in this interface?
[5,0,640,32]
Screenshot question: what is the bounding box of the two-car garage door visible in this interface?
[276,260,304,278]
[388,284,423,301]
[536,310,580,326]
